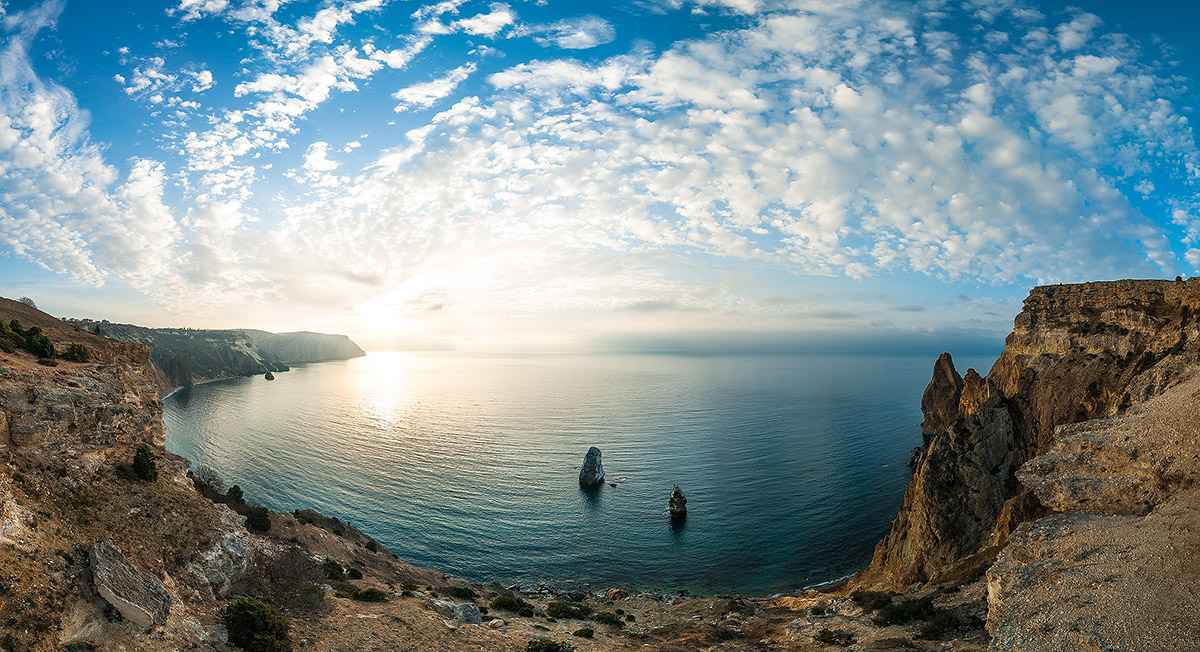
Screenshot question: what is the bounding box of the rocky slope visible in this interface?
[859,278,1200,591]
[65,318,364,392]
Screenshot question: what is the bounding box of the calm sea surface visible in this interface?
[163,351,995,596]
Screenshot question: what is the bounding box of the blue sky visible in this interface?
[1,0,1199,351]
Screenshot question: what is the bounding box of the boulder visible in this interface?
[89,541,175,628]
[669,484,687,517]
[579,447,605,486]
[605,588,629,601]
[436,599,482,625]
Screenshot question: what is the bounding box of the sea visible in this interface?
[163,350,996,597]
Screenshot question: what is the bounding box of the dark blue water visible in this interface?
[163,352,995,596]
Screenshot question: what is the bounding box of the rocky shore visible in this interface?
[2,280,1198,651]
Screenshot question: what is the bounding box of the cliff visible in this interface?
[65,319,364,391]
[859,278,1200,590]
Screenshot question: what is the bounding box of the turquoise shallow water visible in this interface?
[163,351,995,596]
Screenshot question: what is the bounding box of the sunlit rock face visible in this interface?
[579,446,605,487]
[858,279,1200,590]
[987,373,1200,649]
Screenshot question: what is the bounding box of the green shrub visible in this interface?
[624,613,635,622]
[37,358,57,366]
[810,606,826,615]
[446,585,476,599]
[321,559,345,580]
[524,641,573,652]
[814,628,854,645]
[61,343,91,362]
[849,590,893,611]
[571,627,594,638]
[915,611,959,640]
[519,607,534,617]
[347,568,363,580]
[490,595,532,613]
[132,446,157,482]
[401,581,418,592]
[365,539,378,553]
[872,596,939,627]
[334,587,388,602]
[223,598,291,652]
[242,505,271,533]
[591,611,624,628]
[228,485,246,505]
[546,601,592,619]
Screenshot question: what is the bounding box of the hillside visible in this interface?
[64,318,364,392]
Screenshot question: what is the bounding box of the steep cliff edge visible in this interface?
[859,279,1200,590]
[65,319,365,392]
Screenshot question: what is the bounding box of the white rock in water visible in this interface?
[579,446,605,486]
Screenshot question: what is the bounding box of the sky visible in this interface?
[1,0,1199,352]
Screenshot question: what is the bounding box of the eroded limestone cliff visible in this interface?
[860,278,1200,590]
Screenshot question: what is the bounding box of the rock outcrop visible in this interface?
[90,541,176,628]
[860,279,1200,590]
[579,447,605,486]
[669,484,687,517]
[920,352,963,436]
[986,372,1200,649]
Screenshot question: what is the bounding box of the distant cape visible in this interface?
[65,318,364,393]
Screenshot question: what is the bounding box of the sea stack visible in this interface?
[669,484,687,517]
[264,371,275,380]
[579,447,605,486]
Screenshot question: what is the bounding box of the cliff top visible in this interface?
[0,297,148,368]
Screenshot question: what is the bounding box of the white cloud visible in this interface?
[393,63,477,111]
[303,141,339,171]
[1056,12,1101,52]
[521,16,616,50]
[451,3,515,36]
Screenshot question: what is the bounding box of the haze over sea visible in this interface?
[164,350,996,596]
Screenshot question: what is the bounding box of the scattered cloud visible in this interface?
[520,16,616,50]
[393,63,477,111]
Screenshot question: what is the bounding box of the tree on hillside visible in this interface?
[17,296,36,309]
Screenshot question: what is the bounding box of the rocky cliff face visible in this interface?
[859,279,1200,590]
[66,319,365,392]
[241,329,365,365]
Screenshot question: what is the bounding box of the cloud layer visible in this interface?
[1,0,1198,340]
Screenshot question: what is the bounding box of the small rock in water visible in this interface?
[264,371,275,380]
[579,446,605,486]
[608,482,617,487]
[669,483,688,517]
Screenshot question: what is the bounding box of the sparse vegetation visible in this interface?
[850,590,893,612]
[60,343,91,362]
[131,446,158,482]
[490,595,534,613]
[243,504,271,533]
[334,586,388,602]
[223,598,292,652]
[546,601,592,620]
[524,641,573,652]
[915,610,959,640]
[321,559,346,580]
[814,628,855,645]
[591,611,624,628]
[872,596,939,626]
[256,546,325,614]
[447,585,476,600]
